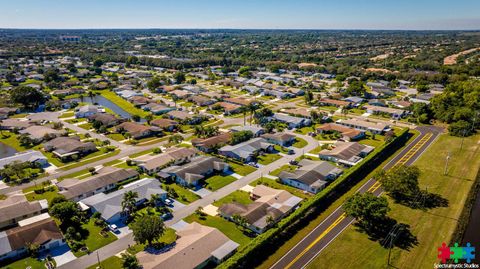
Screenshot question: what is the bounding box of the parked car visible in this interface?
[248,162,259,168]
[164,198,174,206]
[288,149,295,155]
[109,224,119,233]
[289,160,298,165]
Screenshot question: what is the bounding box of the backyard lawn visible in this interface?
[205,174,237,191]
[73,218,117,257]
[307,133,480,269]
[257,153,282,165]
[100,90,149,117]
[184,214,253,247]
[212,190,253,207]
[251,177,311,199]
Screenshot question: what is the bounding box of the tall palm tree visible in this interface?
[121,191,139,217]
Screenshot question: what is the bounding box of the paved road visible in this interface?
[270,126,443,269]
[58,133,319,269]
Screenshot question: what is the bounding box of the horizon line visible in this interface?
[1,27,479,32]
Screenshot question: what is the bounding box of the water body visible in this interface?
[0,142,18,159]
[73,95,145,122]
[462,188,480,252]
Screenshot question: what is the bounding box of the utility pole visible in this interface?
[444,152,451,176]
[96,251,101,268]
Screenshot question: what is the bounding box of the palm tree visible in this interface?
[121,191,139,218]
[149,193,160,206]
[240,106,248,126]
[121,253,140,269]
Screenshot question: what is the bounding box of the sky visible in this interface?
[1,0,479,30]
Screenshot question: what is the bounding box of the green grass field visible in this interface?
[251,177,311,199]
[292,137,308,148]
[184,214,253,247]
[162,183,200,204]
[100,90,149,117]
[307,133,480,269]
[270,164,297,176]
[205,174,237,191]
[1,257,46,269]
[228,161,256,176]
[257,153,282,165]
[73,218,117,257]
[213,190,253,207]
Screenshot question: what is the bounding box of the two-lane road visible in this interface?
[271,126,443,269]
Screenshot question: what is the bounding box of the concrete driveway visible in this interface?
[48,244,76,266]
[191,188,212,198]
[110,221,132,238]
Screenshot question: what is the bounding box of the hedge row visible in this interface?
[218,128,410,269]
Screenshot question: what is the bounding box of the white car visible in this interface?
[109,224,118,233]
[165,198,174,206]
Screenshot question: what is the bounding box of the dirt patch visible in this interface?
[443,47,480,65]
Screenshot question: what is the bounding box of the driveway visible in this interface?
[48,244,76,266]
[110,220,132,238]
[191,188,212,198]
[170,200,186,211]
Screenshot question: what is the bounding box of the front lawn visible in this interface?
[184,214,253,247]
[227,161,256,176]
[106,133,125,141]
[73,218,117,257]
[58,149,120,170]
[59,111,75,118]
[251,177,311,199]
[257,153,282,165]
[205,174,237,191]
[1,256,46,269]
[25,186,61,204]
[78,122,93,130]
[0,131,29,151]
[270,164,297,177]
[162,183,200,204]
[213,190,253,207]
[292,137,308,148]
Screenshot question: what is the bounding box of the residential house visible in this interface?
[117,90,142,100]
[316,123,365,141]
[43,136,97,159]
[318,98,352,108]
[129,96,152,107]
[282,108,312,119]
[137,147,198,175]
[230,126,265,137]
[0,119,32,131]
[142,103,175,115]
[218,137,274,163]
[319,141,374,167]
[191,133,232,153]
[150,118,178,131]
[224,97,256,107]
[57,167,139,201]
[170,89,192,99]
[0,195,48,229]
[115,122,161,139]
[0,218,65,262]
[278,159,343,194]
[19,125,64,143]
[215,102,242,115]
[75,105,104,118]
[270,113,312,129]
[261,132,296,147]
[188,95,216,107]
[0,108,19,120]
[364,105,406,120]
[0,150,48,169]
[136,222,239,269]
[218,185,302,233]
[167,110,201,124]
[336,119,390,134]
[343,96,364,107]
[88,113,124,127]
[80,178,167,224]
[160,156,229,188]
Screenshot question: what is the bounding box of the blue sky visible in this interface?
[1,0,479,30]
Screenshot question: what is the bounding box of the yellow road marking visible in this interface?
[285,132,434,267]
[285,213,347,269]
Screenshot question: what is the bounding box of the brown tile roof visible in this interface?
[0,196,44,224]
[57,167,139,199]
[317,123,364,139]
[224,97,254,107]
[150,118,178,129]
[137,222,236,269]
[6,218,63,250]
[215,102,241,112]
[191,133,231,149]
